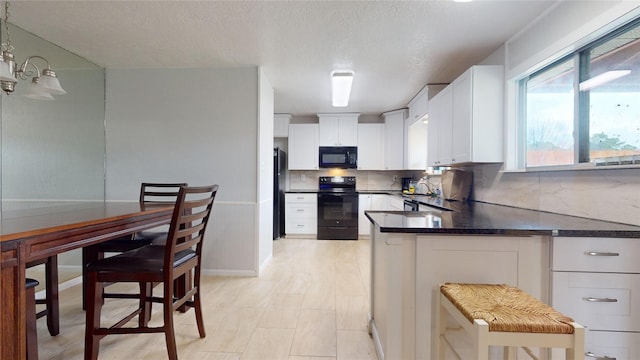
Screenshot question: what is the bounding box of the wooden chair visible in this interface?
[84,184,218,360]
[26,278,40,360]
[81,182,187,309]
[26,256,59,337]
[438,283,584,360]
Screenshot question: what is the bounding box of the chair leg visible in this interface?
[82,246,102,310]
[503,346,516,360]
[163,284,178,360]
[139,282,152,327]
[26,283,39,360]
[474,320,489,360]
[84,272,103,360]
[44,256,60,336]
[193,269,205,338]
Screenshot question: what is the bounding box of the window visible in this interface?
[522,19,640,168]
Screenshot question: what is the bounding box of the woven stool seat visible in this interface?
[440,283,575,334]
[438,283,584,360]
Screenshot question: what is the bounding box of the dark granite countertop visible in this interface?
[365,201,640,238]
[286,190,403,195]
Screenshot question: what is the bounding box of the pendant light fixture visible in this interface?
[0,0,66,99]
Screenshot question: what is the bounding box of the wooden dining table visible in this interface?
[0,201,174,360]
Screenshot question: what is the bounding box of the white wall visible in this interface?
[257,68,274,272]
[105,67,269,275]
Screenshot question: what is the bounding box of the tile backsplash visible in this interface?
[288,170,435,192]
[471,163,640,226]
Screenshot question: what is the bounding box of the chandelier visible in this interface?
[0,1,66,100]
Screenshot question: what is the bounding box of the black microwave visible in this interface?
[319,146,357,169]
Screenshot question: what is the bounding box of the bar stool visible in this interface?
[26,278,40,360]
[438,283,584,360]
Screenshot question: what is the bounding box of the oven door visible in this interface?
[317,192,358,239]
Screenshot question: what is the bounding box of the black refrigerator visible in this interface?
[273,147,286,239]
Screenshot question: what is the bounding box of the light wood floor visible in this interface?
[32,236,378,360]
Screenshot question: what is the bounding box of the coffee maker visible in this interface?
[401,177,413,192]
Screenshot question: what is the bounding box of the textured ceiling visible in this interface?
[6,0,557,116]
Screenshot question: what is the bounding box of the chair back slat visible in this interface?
[164,185,218,272]
[140,183,188,204]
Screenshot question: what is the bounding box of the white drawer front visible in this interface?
[551,330,640,360]
[286,203,317,219]
[585,330,640,360]
[552,272,640,332]
[286,219,317,234]
[552,237,640,273]
[285,193,317,203]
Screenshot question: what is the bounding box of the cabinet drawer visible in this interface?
[285,193,317,203]
[286,203,316,219]
[552,237,640,273]
[286,219,317,234]
[585,330,640,360]
[552,271,640,332]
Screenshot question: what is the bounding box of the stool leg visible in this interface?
[26,284,39,360]
[568,323,585,360]
[474,319,489,360]
[503,346,516,360]
[438,294,447,360]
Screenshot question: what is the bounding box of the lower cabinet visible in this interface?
[285,193,317,235]
[369,230,547,360]
[551,237,640,360]
[359,194,400,236]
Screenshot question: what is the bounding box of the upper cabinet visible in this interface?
[406,120,428,170]
[318,113,359,146]
[288,123,319,170]
[357,123,385,170]
[407,86,429,124]
[428,65,504,166]
[274,113,292,137]
[382,109,406,170]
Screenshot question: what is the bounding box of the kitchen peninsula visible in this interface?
[365,202,640,360]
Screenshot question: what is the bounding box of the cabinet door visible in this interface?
[408,87,429,123]
[451,69,472,164]
[357,124,384,170]
[319,115,358,146]
[337,116,358,146]
[358,194,373,235]
[406,121,428,170]
[288,124,318,170]
[318,116,339,146]
[384,112,405,170]
[427,86,452,166]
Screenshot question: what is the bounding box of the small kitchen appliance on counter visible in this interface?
[401,177,413,193]
[317,176,358,240]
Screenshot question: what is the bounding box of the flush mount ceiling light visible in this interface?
[0,1,66,100]
[331,71,353,107]
[579,70,631,91]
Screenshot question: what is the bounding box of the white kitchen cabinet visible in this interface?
[405,120,428,170]
[288,123,318,170]
[386,194,404,211]
[285,193,317,235]
[369,231,546,360]
[359,194,391,236]
[318,113,359,146]
[407,85,429,124]
[451,65,503,164]
[427,85,452,167]
[428,65,503,166]
[551,237,640,360]
[382,109,406,170]
[274,113,292,137]
[357,123,385,170]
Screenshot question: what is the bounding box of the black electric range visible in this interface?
[317,176,358,240]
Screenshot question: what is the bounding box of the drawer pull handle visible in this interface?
[586,352,616,360]
[585,251,619,257]
[583,297,618,303]
[296,209,304,212]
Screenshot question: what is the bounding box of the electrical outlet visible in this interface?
[392,175,397,182]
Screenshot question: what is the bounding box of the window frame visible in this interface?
[518,17,640,171]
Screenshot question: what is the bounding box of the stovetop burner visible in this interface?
[318,176,356,192]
